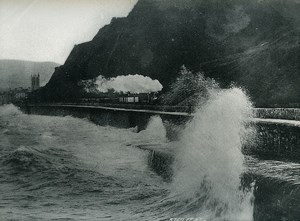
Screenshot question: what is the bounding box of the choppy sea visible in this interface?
[1,88,300,221]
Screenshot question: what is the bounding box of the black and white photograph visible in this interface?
[0,0,300,220]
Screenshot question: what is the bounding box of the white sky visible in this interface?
[0,0,137,64]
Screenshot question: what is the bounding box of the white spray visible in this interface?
[137,115,168,144]
[171,87,255,220]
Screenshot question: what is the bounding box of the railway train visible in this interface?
[80,92,158,104]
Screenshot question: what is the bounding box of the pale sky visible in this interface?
[0,0,138,64]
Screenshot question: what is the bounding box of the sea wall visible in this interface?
[20,104,191,135]
[255,108,300,121]
[244,122,300,160]
[20,104,300,161]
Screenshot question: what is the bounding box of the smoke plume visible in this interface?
[95,74,163,93]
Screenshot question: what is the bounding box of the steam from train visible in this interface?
[95,74,163,93]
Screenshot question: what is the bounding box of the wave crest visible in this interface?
[171,88,255,220]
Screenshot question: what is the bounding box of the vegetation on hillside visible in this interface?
[160,66,218,107]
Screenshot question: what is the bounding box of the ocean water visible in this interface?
[0,88,299,221]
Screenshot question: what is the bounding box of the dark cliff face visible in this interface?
[41,0,300,106]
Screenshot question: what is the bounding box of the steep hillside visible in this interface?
[0,60,59,90]
[40,0,300,107]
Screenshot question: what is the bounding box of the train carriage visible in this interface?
[80,92,157,105]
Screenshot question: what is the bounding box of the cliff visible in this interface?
[39,0,300,107]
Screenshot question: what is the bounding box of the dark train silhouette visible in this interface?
[80,92,158,104]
